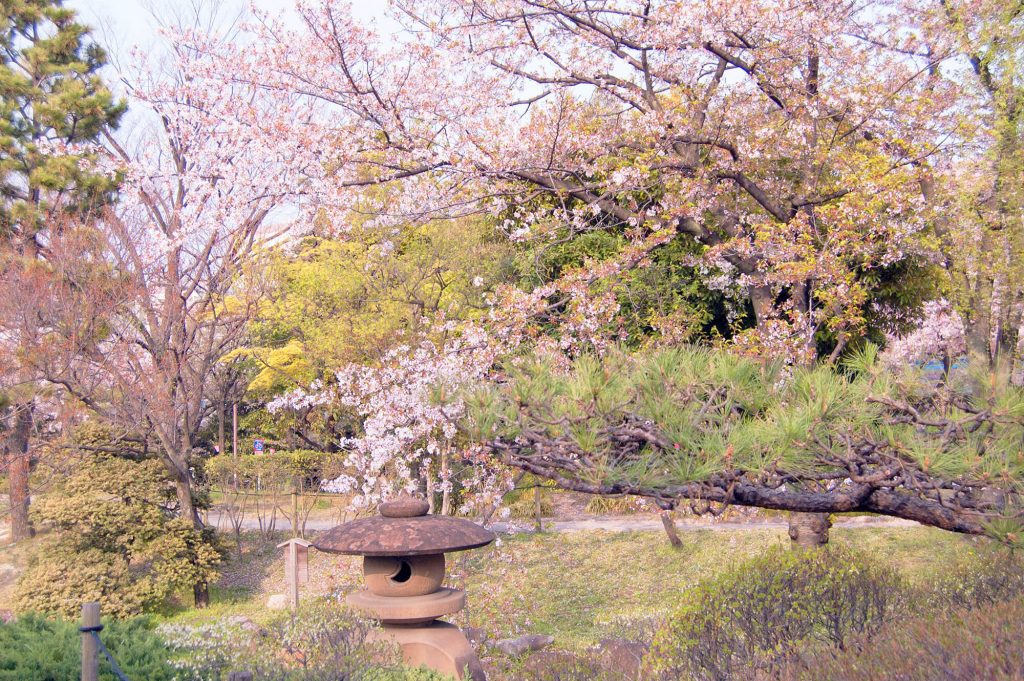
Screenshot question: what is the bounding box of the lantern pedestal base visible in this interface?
[372,620,485,681]
[348,587,466,625]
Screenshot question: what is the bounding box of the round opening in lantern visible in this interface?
[391,560,413,583]
[363,553,446,597]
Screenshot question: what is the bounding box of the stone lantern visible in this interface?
[314,496,494,681]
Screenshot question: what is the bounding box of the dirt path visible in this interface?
[206,511,918,535]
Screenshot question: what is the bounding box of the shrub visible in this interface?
[584,496,648,515]
[16,456,222,618]
[0,612,175,681]
[646,545,906,680]
[158,599,452,680]
[506,490,555,519]
[205,451,346,493]
[518,652,628,681]
[781,597,1024,681]
[922,547,1024,610]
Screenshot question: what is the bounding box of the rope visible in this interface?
[79,624,133,681]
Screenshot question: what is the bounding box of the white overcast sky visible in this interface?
[68,0,392,64]
[65,0,393,231]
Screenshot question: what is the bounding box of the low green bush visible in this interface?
[646,545,906,681]
[922,547,1024,610]
[159,600,455,680]
[781,596,1024,681]
[0,613,175,681]
[205,451,346,493]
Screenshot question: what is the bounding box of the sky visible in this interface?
[65,0,396,148]
[65,0,393,229]
[68,0,392,66]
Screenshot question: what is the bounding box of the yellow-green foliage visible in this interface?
[246,219,510,394]
[205,450,345,492]
[504,486,555,519]
[15,456,222,619]
[584,495,647,515]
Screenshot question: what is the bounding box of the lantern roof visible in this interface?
[313,496,496,557]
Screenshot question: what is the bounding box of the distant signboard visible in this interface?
[921,358,967,381]
[254,438,265,454]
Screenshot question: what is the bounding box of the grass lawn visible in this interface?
[154,523,984,652]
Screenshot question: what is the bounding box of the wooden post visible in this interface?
[292,488,299,537]
[534,486,543,532]
[288,541,299,610]
[278,538,312,610]
[81,601,100,681]
[660,510,683,548]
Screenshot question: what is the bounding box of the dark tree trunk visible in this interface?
[193,582,210,608]
[749,282,834,548]
[534,486,543,533]
[173,464,210,608]
[788,512,831,548]
[5,404,34,542]
[749,284,775,325]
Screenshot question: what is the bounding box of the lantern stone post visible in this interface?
[314,496,494,681]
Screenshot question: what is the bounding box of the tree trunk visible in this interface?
[1012,313,1024,387]
[217,400,226,456]
[426,473,436,514]
[193,582,210,608]
[440,448,451,516]
[173,467,209,608]
[5,404,34,542]
[788,512,831,548]
[749,284,775,325]
[175,473,200,527]
[750,282,834,548]
[660,509,683,548]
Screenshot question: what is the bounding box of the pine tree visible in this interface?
[0,0,124,541]
[468,345,1024,546]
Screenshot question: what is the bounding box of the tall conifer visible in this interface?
[0,0,123,541]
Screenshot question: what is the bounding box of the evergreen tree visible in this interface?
[0,0,124,541]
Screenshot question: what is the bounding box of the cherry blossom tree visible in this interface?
[883,299,967,374]
[928,0,1023,376]
[195,0,975,546]
[215,0,962,362]
[21,17,314,604]
[269,321,508,515]
[158,1,1019,543]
